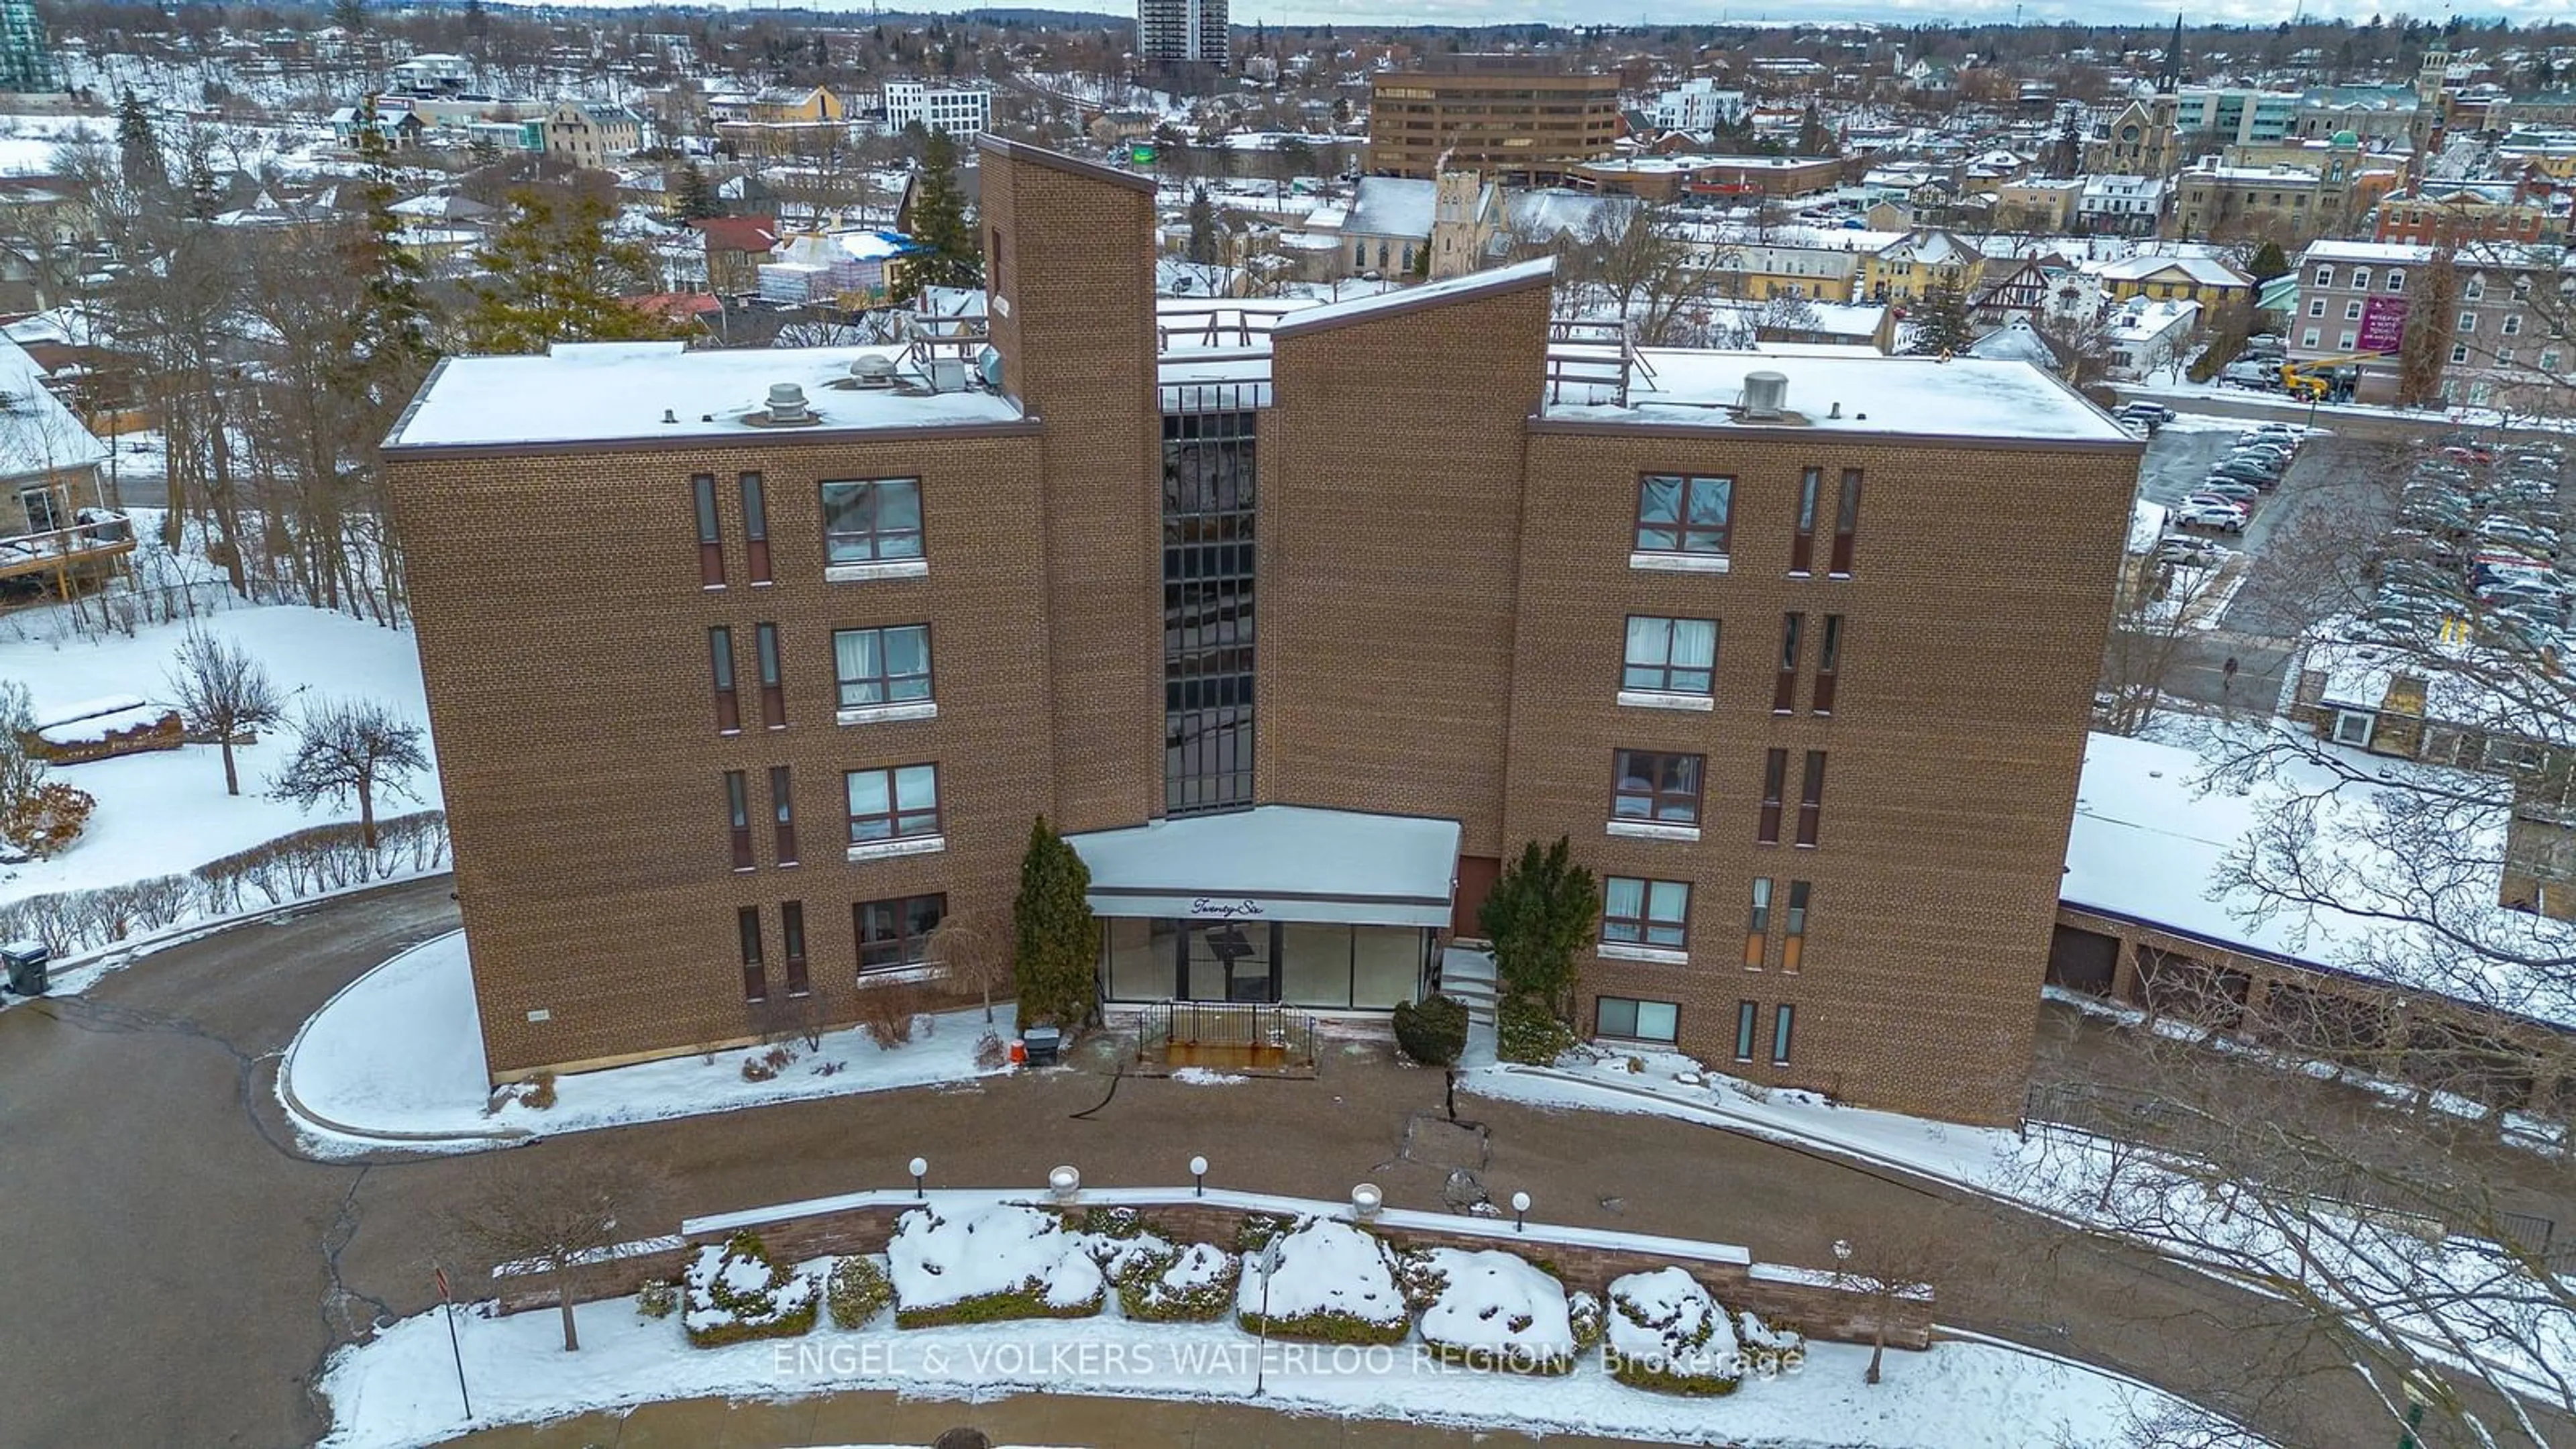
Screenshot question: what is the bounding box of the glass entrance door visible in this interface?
[1185,918,1273,1002]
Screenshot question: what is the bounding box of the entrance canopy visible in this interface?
[1065,806,1461,928]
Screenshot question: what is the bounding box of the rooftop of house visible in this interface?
[2097,254,2249,286]
[0,331,107,483]
[385,343,1025,452]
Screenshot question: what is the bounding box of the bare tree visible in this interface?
[1556,200,1724,347]
[268,696,429,849]
[164,625,284,796]
[2100,549,2230,736]
[1818,1206,1966,1385]
[0,679,45,821]
[443,1144,672,1352]
[928,910,1010,1023]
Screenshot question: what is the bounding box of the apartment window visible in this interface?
[1789,466,1820,574]
[755,623,784,727]
[1796,751,1826,847]
[2351,268,2371,291]
[2339,331,2357,351]
[693,473,724,587]
[1623,616,1717,696]
[740,472,771,584]
[2332,710,2375,748]
[987,225,1004,294]
[820,478,924,564]
[834,625,933,709]
[739,905,766,1002]
[769,765,798,865]
[857,892,946,971]
[1596,995,1678,1044]
[2451,344,2471,365]
[1163,408,1258,815]
[2302,327,2321,349]
[1734,1000,1758,1061]
[1782,881,1809,971]
[2307,298,2326,318]
[1830,468,1862,576]
[1758,748,1787,844]
[2464,277,2485,302]
[2459,311,2478,333]
[1744,877,1772,968]
[725,770,753,870]
[1771,1003,1796,1065]
[2387,271,2405,293]
[1635,473,1732,557]
[2312,265,2334,287]
[710,627,741,733]
[846,764,941,843]
[2343,299,2363,321]
[779,901,810,996]
[2502,314,2523,337]
[1604,876,1690,949]
[1772,613,1803,712]
[2544,350,2563,374]
[1813,616,1842,715]
[1613,749,1704,825]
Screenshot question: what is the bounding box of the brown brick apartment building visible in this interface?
[384,138,2143,1123]
[1368,55,1621,186]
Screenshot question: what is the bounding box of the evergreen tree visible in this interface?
[330,0,365,34]
[1185,185,1217,266]
[183,147,222,221]
[463,0,487,39]
[115,91,162,190]
[1797,101,1828,157]
[340,97,436,399]
[2246,238,2290,285]
[673,162,719,221]
[1904,278,1978,356]
[1479,836,1600,1021]
[1010,817,1096,1032]
[458,190,678,354]
[896,129,979,301]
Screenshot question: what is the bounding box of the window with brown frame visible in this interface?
[1772,613,1803,713]
[833,625,933,708]
[755,622,784,728]
[769,765,797,866]
[1789,466,1820,575]
[856,892,947,972]
[1831,469,1862,576]
[1612,749,1704,825]
[710,627,739,733]
[1813,616,1842,715]
[846,764,941,843]
[1783,880,1809,972]
[1603,875,1690,948]
[1733,1000,1758,1061]
[1634,473,1733,556]
[820,478,924,565]
[1745,877,1772,968]
[725,770,753,870]
[741,472,771,584]
[1797,750,1826,847]
[1758,748,1786,844]
[694,473,724,587]
[1772,1002,1796,1065]
[739,905,765,1001]
[782,901,808,996]
[1622,616,1717,695]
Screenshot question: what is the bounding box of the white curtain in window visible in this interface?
[1624,616,1665,665]
[1604,877,1644,920]
[847,770,890,818]
[836,629,880,689]
[1669,619,1716,668]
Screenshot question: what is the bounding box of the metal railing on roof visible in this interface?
[1544,315,1657,408]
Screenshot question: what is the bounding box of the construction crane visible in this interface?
[2281,350,2392,401]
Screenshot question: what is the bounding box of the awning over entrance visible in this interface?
[1065,806,1462,928]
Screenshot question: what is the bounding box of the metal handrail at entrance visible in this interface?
[1136,1000,1317,1069]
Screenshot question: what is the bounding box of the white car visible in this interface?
[2175,501,2247,532]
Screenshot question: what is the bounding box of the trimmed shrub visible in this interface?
[1079,1205,1156,1240]
[826,1255,894,1330]
[683,1231,818,1348]
[636,1279,678,1319]
[1236,1212,1295,1254]
[1497,996,1577,1065]
[2,782,94,859]
[889,1203,1106,1328]
[1737,1310,1808,1377]
[1568,1291,1605,1351]
[1605,1268,1742,1396]
[521,1071,557,1110]
[1415,1248,1580,1376]
[855,983,923,1049]
[1393,1246,1449,1313]
[1234,1218,1410,1346]
[1391,993,1470,1068]
[1116,1241,1240,1322]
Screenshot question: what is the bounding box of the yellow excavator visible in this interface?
[2281,350,2392,402]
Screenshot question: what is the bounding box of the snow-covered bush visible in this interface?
[1117,1240,1241,1322]
[826,1255,892,1330]
[2,781,93,859]
[1605,1267,1742,1395]
[1568,1290,1605,1350]
[683,1232,818,1348]
[888,1203,1105,1328]
[1236,1212,1295,1252]
[1737,1310,1807,1377]
[1416,1249,1578,1375]
[1393,1245,1448,1312]
[635,1279,677,1320]
[1234,1218,1409,1346]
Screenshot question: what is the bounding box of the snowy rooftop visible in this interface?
[1065,806,1462,928]
[1546,350,2135,445]
[385,343,1025,451]
[0,331,109,481]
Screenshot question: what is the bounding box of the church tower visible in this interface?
[2408,42,2451,189]
[2145,14,2182,177]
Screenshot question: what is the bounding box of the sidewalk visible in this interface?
[436,1387,1627,1448]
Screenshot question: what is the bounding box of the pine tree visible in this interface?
[1185,185,1217,266]
[330,0,365,34]
[115,91,162,190]
[183,147,221,221]
[672,162,719,221]
[463,0,487,39]
[895,129,980,301]
[340,97,436,400]
[1010,817,1096,1032]
[458,190,678,354]
[1904,278,1978,356]
[1479,836,1600,1020]
[1797,101,1828,157]
[2246,239,2290,285]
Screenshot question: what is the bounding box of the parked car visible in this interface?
[2477,515,2561,559]
[2220,361,2279,389]
[2117,401,2176,427]
[2194,481,2263,503]
[2154,536,2233,566]
[2240,425,2302,446]
[2207,464,2281,489]
[2231,441,2295,464]
[2174,501,2248,531]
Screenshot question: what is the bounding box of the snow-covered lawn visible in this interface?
[317,1274,2233,1449]
[0,600,437,909]
[280,931,1016,1155]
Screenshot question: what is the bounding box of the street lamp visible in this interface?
[908,1157,928,1199]
[1511,1191,1532,1234]
[1189,1155,1209,1197]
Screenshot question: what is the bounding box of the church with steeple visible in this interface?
[2083,16,2184,179]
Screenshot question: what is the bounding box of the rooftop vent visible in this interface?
[850,356,898,390]
[1741,370,1789,422]
[748,382,820,428]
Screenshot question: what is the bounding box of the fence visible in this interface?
[1135,1000,1318,1068]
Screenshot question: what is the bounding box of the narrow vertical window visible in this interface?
[755,622,784,728]
[1744,878,1772,969]
[1789,466,1819,575]
[726,770,753,870]
[1735,1000,1758,1062]
[782,900,808,996]
[1797,750,1827,847]
[740,472,771,584]
[988,225,1004,293]
[1772,1003,1796,1065]
[769,765,797,866]
[1831,469,1862,576]
[1758,748,1786,845]
[1783,881,1809,973]
[739,905,765,1001]
[1772,613,1803,713]
[710,627,739,733]
[1813,616,1842,715]
[694,473,724,587]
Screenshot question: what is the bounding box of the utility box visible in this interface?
[1022,1024,1062,1066]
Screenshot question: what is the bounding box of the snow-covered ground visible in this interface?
[280,931,1016,1155]
[0,600,437,909]
[317,1269,2233,1449]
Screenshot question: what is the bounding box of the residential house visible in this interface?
[2103,297,2200,378]
[2080,174,2168,235]
[693,214,781,299]
[2095,253,2252,309]
[0,330,123,606]
[1860,227,1984,304]
[543,103,642,171]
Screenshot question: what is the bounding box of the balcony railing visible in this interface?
[0,511,137,585]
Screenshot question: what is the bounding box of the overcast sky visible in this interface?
[690,0,2539,28]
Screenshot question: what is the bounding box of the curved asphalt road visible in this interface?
[0,877,2471,1448]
